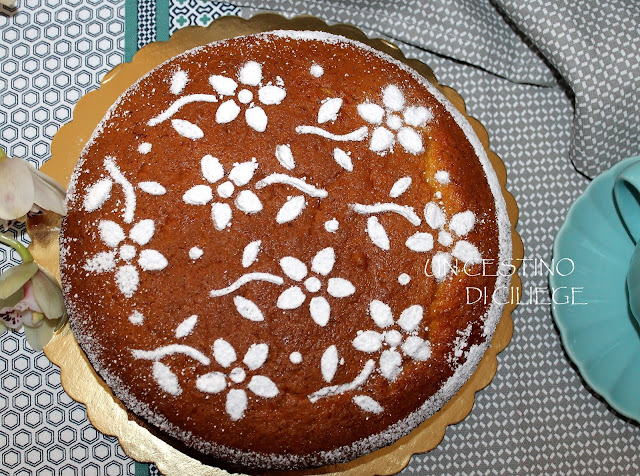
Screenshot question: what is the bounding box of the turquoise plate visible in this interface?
[551,156,640,421]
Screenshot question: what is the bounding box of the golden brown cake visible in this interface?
[59,30,512,471]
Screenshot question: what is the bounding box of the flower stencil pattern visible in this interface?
[357,84,433,155]
[277,247,355,327]
[196,340,278,420]
[182,155,263,230]
[83,219,167,298]
[210,60,287,132]
[423,201,481,281]
[352,300,431,381]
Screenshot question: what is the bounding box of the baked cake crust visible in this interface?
[60,30,512,471]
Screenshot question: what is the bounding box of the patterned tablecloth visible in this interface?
[1,1,639,475]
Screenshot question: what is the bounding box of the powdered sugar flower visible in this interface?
[352,300,431,381]
[210,61,286,132]
[423,201,481,281]
[357,84,433,155]
[276,247,355,327]
[182,155,262,230]
[196,340,278,420]
[83,219,167,298]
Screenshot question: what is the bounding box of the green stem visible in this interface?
[0,147,6,160]
[0,233,33,263]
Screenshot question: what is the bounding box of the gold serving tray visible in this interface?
[28,13,523,476]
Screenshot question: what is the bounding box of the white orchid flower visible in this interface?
[0,233,67,351]
[0,147,67,229]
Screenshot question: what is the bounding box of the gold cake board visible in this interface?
[28,13,523,476]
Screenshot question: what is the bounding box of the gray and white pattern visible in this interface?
[242,0,640,177]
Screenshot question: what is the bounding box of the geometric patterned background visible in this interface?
[1,1,135,474]
[2,0,640,475]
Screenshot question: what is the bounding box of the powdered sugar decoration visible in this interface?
[210,61,287,132]
[321,345,339,383]
[95,157,135,224]
[197,340,278,420]
[138,142,152,154]
[170,69,189,95]
[352,300,431,381]
[176,315,198,338]
[318,98,343,124]
[277,247,355,327]
[254,174,327,224]
[147,61,286,136]
[310,63,324,78]
[138,182,166,196]
[84,218,167,298]
[423,201,481,281]
[183,156,262,230]
[357,85,433,155]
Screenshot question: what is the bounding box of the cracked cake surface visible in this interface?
[60,30,512,471]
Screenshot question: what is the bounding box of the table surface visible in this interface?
[1,1,638,475]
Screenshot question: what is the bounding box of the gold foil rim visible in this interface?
[30,13,523,476]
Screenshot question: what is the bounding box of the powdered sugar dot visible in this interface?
[324,219,339,233]
[289,352,302,364]
[137,142,152,154]
[189,247,203,260]
[434,171,450,184]
[310,63,324,77]
[128,311,144,325]
[398,273,411,285]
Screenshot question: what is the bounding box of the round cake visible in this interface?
[60,30,512,471]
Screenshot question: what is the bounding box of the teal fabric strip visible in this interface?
[134,461,150,476]
[155,0,170,42]
[124,0,139,62]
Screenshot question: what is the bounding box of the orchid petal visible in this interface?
[0,157,35,220]
[23,317,57,351]
[0,261,38,299]
[31,269,65,320]
[0,286,24,311]
[31,170,67,216]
